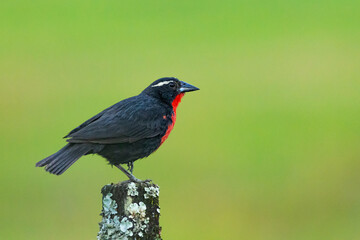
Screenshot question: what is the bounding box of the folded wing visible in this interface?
[65,96,167,144]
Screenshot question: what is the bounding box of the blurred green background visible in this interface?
[1,0,360,239]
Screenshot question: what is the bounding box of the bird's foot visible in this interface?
[129,176,152,183]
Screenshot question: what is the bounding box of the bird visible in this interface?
[36,77,199,182]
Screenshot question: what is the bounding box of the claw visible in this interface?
[129,177,151,183]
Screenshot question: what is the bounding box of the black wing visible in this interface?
[65,96,169,144]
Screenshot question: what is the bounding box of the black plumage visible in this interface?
[36,77,199,181]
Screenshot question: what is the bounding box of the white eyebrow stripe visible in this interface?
[152,80,173,87]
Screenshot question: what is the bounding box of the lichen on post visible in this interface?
[97,180,162,240]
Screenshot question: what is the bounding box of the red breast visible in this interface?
[160,93,185,144]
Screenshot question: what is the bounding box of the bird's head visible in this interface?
[142,77,199,106]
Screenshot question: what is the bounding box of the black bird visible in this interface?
[36,77,199,182]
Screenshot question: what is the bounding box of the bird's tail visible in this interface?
[36,143,91,175]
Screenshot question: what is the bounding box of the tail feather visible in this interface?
[36,145,71,167]
[36,144,91,175]
[46,144,89,175]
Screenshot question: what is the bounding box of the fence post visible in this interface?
[97,180,162,240]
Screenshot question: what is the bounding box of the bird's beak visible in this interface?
[179,81,200,93]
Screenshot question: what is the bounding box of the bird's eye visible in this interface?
[169,82,176,88]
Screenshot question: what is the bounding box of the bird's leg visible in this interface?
[115,164,150,183]
[127,162,134,174]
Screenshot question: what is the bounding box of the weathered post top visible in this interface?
[97,180,161,240]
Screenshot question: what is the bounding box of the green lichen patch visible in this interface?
[98,193,134,240]
[127,182,139,197]
[144,186,160,199]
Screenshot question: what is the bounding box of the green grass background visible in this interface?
[1,0,360,239]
